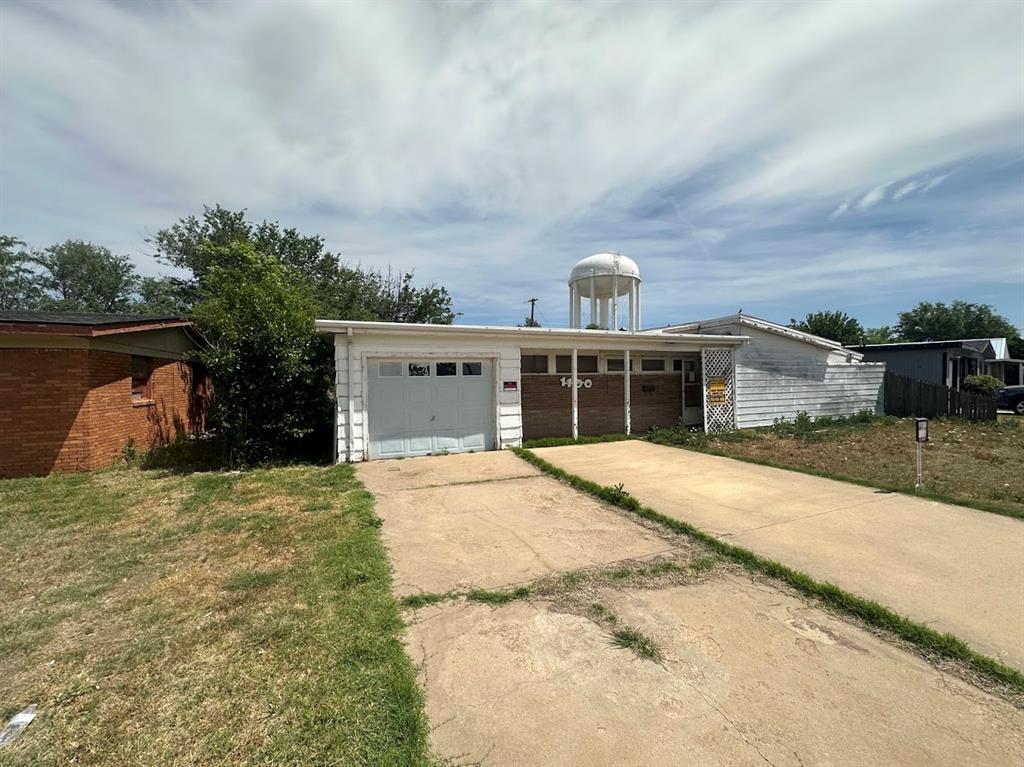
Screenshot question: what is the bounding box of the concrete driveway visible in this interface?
[357,450,1024,766]
[534,440,1024,670]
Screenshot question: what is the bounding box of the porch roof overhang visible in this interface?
[314,319,749,352]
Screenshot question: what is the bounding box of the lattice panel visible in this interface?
[701,347,735,433]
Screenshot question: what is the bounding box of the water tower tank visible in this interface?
[568,252,641,330]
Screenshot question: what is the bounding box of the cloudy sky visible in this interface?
[1,0,1022,330]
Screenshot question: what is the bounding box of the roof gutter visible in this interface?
[313,319,748,346]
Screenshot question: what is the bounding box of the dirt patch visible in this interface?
[407,577,1024,766]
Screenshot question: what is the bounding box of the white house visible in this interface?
[315,253,887,461]
[654,314,885,428]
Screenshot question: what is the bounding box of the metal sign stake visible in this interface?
[914,418,928,491]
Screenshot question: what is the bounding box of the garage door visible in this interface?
[367,359,496,459]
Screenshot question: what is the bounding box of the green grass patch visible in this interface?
[513,447,1024,694]
[522,433,633,449]
[399,591,454,609]
[223,568,285,592]
[0,463,433,766]
[466,586,531,605]
[610,626,663,662]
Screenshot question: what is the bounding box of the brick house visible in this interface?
[0,312,209,478]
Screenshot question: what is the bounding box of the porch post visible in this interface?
[624,349,631,435]
[571,348,579,439]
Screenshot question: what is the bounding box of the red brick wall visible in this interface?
[0,348,205,478]
[521,373,682,439]
[0,349,94,477]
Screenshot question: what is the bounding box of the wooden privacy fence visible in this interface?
[882,371,997,421]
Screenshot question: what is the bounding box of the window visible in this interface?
[130,356,151,401]
[555,355,598,374]
[408,362,430,377]
[436,362,457,376]
[521,354,549,374]
[462,362,482,376]
[379,362,402,377]
[641,358,666,372]
[606,358,633,372]
[672,359,682,372]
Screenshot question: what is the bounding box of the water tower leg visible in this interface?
[611,272,619,330]
[589,274,596,328]
[599,299,608,329]
[628,282,636,332]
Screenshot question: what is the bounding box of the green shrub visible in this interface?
[962,374,1003,396]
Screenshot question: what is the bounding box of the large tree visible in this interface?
[152,205,454,323]
[0,235,42,310]
[152,205,457,462]
[191,241,329,463]
[896,301,1022,358]
[789,310,865,346]
[33,240,139,313]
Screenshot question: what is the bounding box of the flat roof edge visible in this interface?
[314,319,748,345]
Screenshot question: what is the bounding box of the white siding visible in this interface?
[334,333,522,462]
[721,324,885,428]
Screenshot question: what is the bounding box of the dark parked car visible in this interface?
[996,385,1024,415]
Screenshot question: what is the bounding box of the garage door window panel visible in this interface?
[436,362,457,376]
[462,362,482,376]
[408,362,430,377]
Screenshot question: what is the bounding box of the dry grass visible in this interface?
[652,417,1024,519]
[0,463,431,766]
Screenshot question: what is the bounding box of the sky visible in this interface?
[1,0,1022,332]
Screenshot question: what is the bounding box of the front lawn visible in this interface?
[649,416,1023,519]
[0,463,431,765]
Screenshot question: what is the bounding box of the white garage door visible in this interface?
[367,358,496,459]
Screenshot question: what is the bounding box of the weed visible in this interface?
[400,592,453,609]
[588,602,618,625]
[121,438,138,465]
[466,586,530,604]
[522,434,633,449]
[610,626,663,662]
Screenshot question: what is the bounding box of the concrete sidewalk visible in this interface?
[534,440,1024,670]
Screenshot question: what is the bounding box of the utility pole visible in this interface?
[527,297,538,326]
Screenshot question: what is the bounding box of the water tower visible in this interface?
[568,252,641,331]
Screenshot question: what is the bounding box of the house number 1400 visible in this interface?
[560,377,593,389]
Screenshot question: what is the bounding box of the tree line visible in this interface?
[1,206,456,464]
[789,305,1023,359]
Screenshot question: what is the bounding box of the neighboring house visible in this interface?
[0,312,208,478]
[651,314,886,428]
[848,338,1021,389]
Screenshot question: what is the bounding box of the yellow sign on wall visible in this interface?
[706,376,727,405]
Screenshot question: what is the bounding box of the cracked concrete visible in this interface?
[358,454,675,596]
[361,451,1024,765]
[534,440,1024,670]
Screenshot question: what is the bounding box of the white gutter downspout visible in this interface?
[624,349,631,435]
[346,327,355,462]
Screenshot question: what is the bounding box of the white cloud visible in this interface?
[0,1,1021,324]
[856,183,892,210]
[892,181,920,200]
[922,173,951,193]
